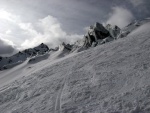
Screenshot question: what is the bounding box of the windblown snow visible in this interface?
[0,19,150,113]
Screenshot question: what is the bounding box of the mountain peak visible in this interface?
[0,43,50,70]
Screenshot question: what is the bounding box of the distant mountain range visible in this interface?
[1,18,150,71]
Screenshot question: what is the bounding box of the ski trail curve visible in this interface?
[54,75,68,113]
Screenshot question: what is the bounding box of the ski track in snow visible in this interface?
[54,69,71,113]
[0,22,150,113]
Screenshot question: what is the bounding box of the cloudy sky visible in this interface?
[0,0,150,56]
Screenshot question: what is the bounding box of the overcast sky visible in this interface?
[0,0,150,56]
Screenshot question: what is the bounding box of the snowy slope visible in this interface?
[0,19,150,113]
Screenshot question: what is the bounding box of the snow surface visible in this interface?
[0,20,150,113]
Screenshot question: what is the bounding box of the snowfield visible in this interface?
[1,20,150,113]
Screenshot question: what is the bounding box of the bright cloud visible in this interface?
[20,15,82,49]
[5,30,12,35]
[0,38,17,56]
[0,10,83,55]
[106,7,134,28]
[0,9,20,23]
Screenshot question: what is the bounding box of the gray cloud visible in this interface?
[0,38,16,56]
[129,0,144,7]
[1,0,149,33]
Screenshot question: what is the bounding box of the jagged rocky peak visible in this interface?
[36,43,49,50]
[77,22,121,50]
[22,43,49,56]
[33,43,49,54]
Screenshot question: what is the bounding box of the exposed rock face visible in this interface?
[23,43,49,56]
[74,22,121,50]
[83,22,110,48]
[62,42,73,51]
[0,43,49,70]
[106,24,121,39]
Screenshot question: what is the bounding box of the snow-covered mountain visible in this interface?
[0,18,150,113]
[0,43,49,70]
